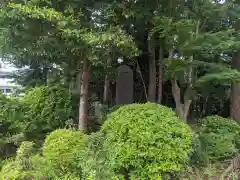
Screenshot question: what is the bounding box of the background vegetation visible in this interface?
[0,0,239,179]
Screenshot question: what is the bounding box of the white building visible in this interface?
[0,61,19,96]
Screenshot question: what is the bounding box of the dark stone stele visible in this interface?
[116,65,133,105]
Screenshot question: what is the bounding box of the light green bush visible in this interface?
[0,142,45,180]
[43,129,88,176]
[16,141,35,159]
[102,102,193,179]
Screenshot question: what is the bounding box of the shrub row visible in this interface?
[0,103,193,179]
[1,102,239,179]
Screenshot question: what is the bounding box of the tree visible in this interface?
[0,1,138,131]
[151,0,240,121]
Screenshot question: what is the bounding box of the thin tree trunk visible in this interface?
[103,58,111,104]
[148,36,156,102]
[158,44,163,104]
[171,79,183,118]
[231,52,240,122]
[78,58,90,131]
[171,79,192,121]
[103,74,110,104]
[137,60,148,101]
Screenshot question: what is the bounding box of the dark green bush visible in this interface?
[102,102,193,179]
[189,134,209,167]
[0,85,74,159]
[42,129,88,176]
[200,115,240,134]
[81,132,122,180]
[24,85,73,141]
[0,94,26,158]
[200,133,236,161]
[197,116,240,162]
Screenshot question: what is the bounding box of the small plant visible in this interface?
[102,102,193,179]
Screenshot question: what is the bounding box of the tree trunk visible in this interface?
[103,58,111,105]
[148,36,156,102]
[171,79,191,121]
[103,74,110,104]
[78,58,90,131]
[158,45,163,104]
[231,52,240,122]
[230,12,240,122]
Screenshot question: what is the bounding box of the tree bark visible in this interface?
[230,11,240,122]
[78,58,90,131]
[103,74,110,104]
[231,52,240,122]
[158,45,163,104]
[148,36,156,102]
[171,79,192,121]
[103,58,111,105]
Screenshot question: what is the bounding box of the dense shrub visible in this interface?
[24,85,73,141]
[198,116,240,162]
[102,103,193,179]
[16,141,35,159]
[200,115,240,135]
[0,141,44,180]
[42,129,88,176]
[81,132,122,180]
[0,94,26,158]
[200,133,236,161]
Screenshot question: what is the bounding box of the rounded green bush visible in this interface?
[101,103,193,179]
[200,115,240,134]
[42,129,88,175]
[198,115,240,162]
[0,157,46,180]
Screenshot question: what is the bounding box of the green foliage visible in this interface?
[198,116,240,162]
[102,102,193,179]
[200,133,237,161]
[190,134,209,167]
[0,85,74,159]
[0,94,26,157]
[16,141,35,161]
[23,85,73,141]
[101,105,122,121]
[200,115,240,135]
[42,129,88,176]
[81,131,123,180]
[0,141,44,180]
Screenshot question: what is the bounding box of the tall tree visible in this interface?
[0,1,138,131]
[152,0,240,121]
